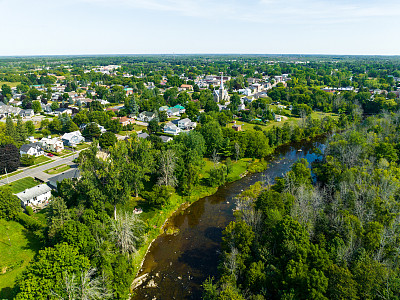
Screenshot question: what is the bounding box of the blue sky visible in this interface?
[0,0,399,55]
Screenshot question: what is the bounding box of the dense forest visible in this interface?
[204,112,400,299]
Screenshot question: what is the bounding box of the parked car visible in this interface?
[47,153,54,157]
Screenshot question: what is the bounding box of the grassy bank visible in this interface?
[0,219,42,299]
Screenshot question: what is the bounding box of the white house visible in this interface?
[238,88,253,96]
[39,137,64,153]
[164,123,181,135]
[19,109,35,118]
[16,184,52,209]
[137,111,156,122]
[0,105,21,118]
[166,107,181,117]
[177,118,197,130]
[61,131,85,147]
[20,143,44,157]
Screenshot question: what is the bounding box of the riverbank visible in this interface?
[128,156,269,293]
[128,133,330,296]
[130,137,327,299]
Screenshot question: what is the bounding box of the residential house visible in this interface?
[39,137,64,153]
[41,103,52,113]
[159,135,173,143]
[61,131,85,147]
[124,87,134,95]
[177,118,197,130]
[250,83,262,93]
[97,99,109,105]
[0,104,21,118]
[232,124,242,131]
[20,143,44,157]
[54,108,73,115]
[180,84,193,91]
[275,115,282,122]
[137,132,149,139]
[164,123,181,135]
[80,123,106,134]
[238,88,253,96]
[112,116,135,126]
[19,109,34,118]
[159,105,169,112]
[16,184,52,209]
[48,168,81,189]
[166,107,181,117]
[137,111,156,122]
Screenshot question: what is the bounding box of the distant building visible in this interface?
[16,184,52,209]
[137,111,156,122]
[232,124,242,131]
[213,73,230,103]
[180,84,193,91]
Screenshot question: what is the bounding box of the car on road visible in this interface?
[47,153,54,157]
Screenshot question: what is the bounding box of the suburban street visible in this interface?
[0,152,80,186]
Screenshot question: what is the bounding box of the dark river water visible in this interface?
[131,138,326,300]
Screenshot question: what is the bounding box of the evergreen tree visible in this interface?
[5,116,17,140]
[16,118,27,142]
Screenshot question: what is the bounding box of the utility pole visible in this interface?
[5,167,10,184]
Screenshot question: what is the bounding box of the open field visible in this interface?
[227,111,339,133]
[0,81,21,88]
[0,219,42,299]
[6,177,40,194]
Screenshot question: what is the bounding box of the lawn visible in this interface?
[34,155,52,165]
[74,143,90,151]
[44,164,71,175]
[56,149,72,156]
[0,219,42,299]
[7,177,40,194]
[0,81,21,88]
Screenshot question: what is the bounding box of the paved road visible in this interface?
[0,152,80,186]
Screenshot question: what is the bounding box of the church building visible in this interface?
[213,73,230,103]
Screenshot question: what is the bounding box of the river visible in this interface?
[131,138,326,299]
